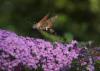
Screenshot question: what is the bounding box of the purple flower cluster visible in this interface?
[0,29,80,71]
[78,47,95,71]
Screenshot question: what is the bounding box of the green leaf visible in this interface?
[40,31,64,42]
[63,33,73,42]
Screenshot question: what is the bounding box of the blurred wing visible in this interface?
[44,15,58,33]
[49,15,58,23]
[33,14,49,29]
[47,15,58,28]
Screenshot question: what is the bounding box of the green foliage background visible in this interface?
[0,0,100,42]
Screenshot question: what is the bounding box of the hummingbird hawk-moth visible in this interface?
[33,14,58,33]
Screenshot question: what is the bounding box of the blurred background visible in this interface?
[0,0,100,42]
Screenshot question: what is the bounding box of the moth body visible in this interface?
[33,14,58,34]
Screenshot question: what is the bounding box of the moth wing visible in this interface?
[46,15,58,28]
[49,15,58,23]
[33,14,49,29]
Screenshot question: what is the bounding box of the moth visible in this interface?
[33,14,58,33]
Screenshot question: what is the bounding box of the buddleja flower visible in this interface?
[75,41,98,71]
[0,29,80,71]
[22,38,80,71]
[0,30,38,71]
